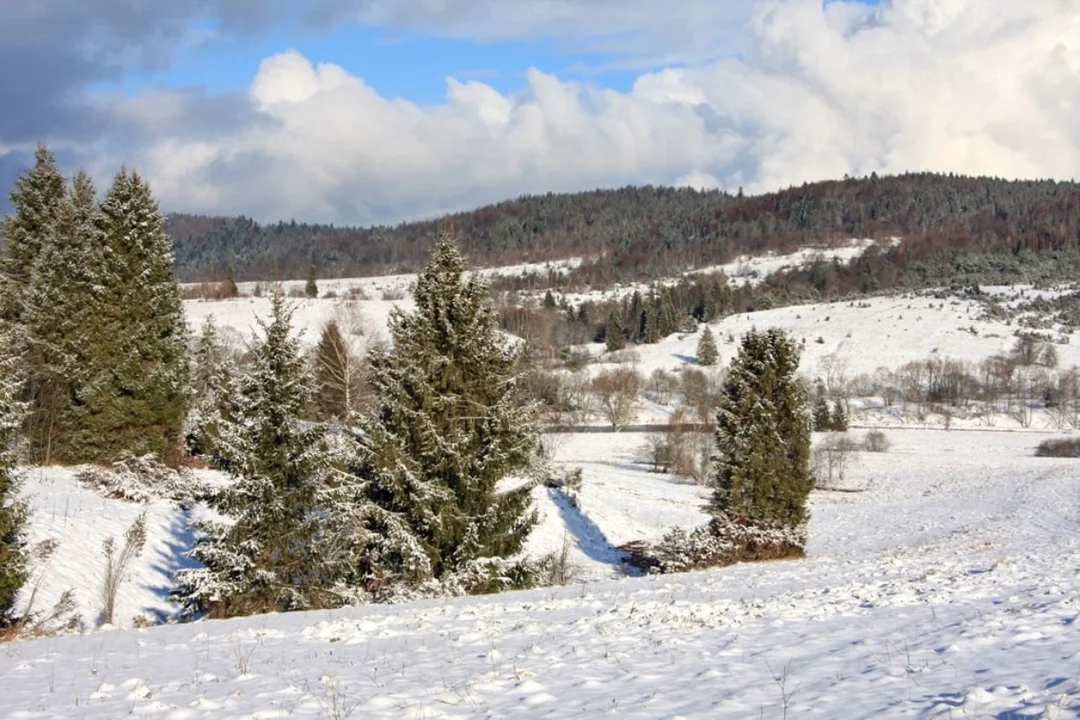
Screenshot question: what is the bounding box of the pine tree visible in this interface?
[71,169,190,461]
[312,320,364,421]
[713,328,812,528]
[354,230,540,588]
[305,264,318,298]
[697,326,719,366]
[175,290,351,617]
[0,333,28,624]
[0,144,67,326]
[21,171,103,463]
[185,316,239,462]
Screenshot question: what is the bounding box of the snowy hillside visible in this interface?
[3,429,1079,717]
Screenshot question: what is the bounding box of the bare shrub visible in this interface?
[542,533,582,586]
[647,368,679,405]
[381,287,406,301]
[622,514,804,574]
[3,540,81,641]
[607,348,641,365]
[643,433,674,473]
[100,513,148,626]
[591,367,642,430]
[329,297,368,340]
[1035,438,1080,458]
[811,433,860,489]
[862,430,891,453]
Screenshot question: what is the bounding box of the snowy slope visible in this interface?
[3,429,1079,718]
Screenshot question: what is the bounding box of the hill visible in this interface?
[167,173,1080,291]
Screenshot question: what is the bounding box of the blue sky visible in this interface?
[1,0,1075,226]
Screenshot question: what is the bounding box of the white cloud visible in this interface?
[73,0,1080,224]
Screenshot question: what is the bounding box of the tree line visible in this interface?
[167,173,1080,297]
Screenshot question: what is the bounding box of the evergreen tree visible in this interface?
[175,290,353,617]
[21,171,103,463]
[605,309,626,352]
[0,144,67,326]
[185,316,239,462]
[697,326,719,366]
[713,328,812,528]
[0,335,27,624]
[542,289,557,311]
[71,169,190,461]
[305,264,318,298]
[812,396,832,431]
[354,230,540,587]
[225,265,239,298]
[830,401,848,431]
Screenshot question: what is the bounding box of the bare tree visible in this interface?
[591,367,642,430]
[313,320,367,421]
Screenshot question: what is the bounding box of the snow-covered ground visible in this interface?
[4,429,1079,718]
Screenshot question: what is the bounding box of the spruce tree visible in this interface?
[185,316,239,462]
[697,326,719,366]
[72,169,190,461]
[225,265,239,298]
[176,290,347,616]
[830,401,848,431]
[812,396,832,431]
[605,309,626,352]
[305,264,318,298]
[0,144,67,326]
[354,230,540,587]
[21,171,103,463]
[713,328,812,528]
[0,334,28,623]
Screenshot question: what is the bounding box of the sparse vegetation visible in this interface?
[1034,438,1080,458]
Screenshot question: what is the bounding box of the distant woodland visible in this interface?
[169,173,1080,300]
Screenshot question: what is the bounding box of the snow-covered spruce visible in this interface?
[0,333,28,625]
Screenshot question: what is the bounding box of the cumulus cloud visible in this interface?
[8,0,1080,225]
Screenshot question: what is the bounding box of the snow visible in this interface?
[4,258,1079,717]
[4,428,1080,718]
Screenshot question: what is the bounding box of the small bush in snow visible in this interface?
[1034,438,1080,458]
[77,452,208,507]
[622,514,804,575]
[862,430,891,453]
[99,513,147,626]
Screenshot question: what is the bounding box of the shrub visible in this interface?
[1035,438,1080,457]
[622,514,804,574]
[863,430,891,453]
[77,452,209,507]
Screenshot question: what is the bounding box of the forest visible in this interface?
[167,172,1080,299]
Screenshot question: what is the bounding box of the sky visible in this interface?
[0,0,1078,226]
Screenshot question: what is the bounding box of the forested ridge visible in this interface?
[166,172,1080,287]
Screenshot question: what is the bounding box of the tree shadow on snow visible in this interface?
[546,488,642,577]
[672,353,699,365]
[141,509,201,623]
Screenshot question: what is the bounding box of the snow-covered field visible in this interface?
[3,429,1079,718]
[4,261,1079,717]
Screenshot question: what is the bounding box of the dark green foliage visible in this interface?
[830,401,848,431]
[168,174,1080,302]
[0,144,67,325]
[604,310,626,352]
[305,264,318,298]
[69,169,190,462]
[812,397,832,431]
[175,289,351,617]
[355,231,540,581]
[185,317,239,462]
[21,171,105,464]
[0,341,27,624]
[697,326,719,366]
[225,265,239,298]
[713,328,812,528]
